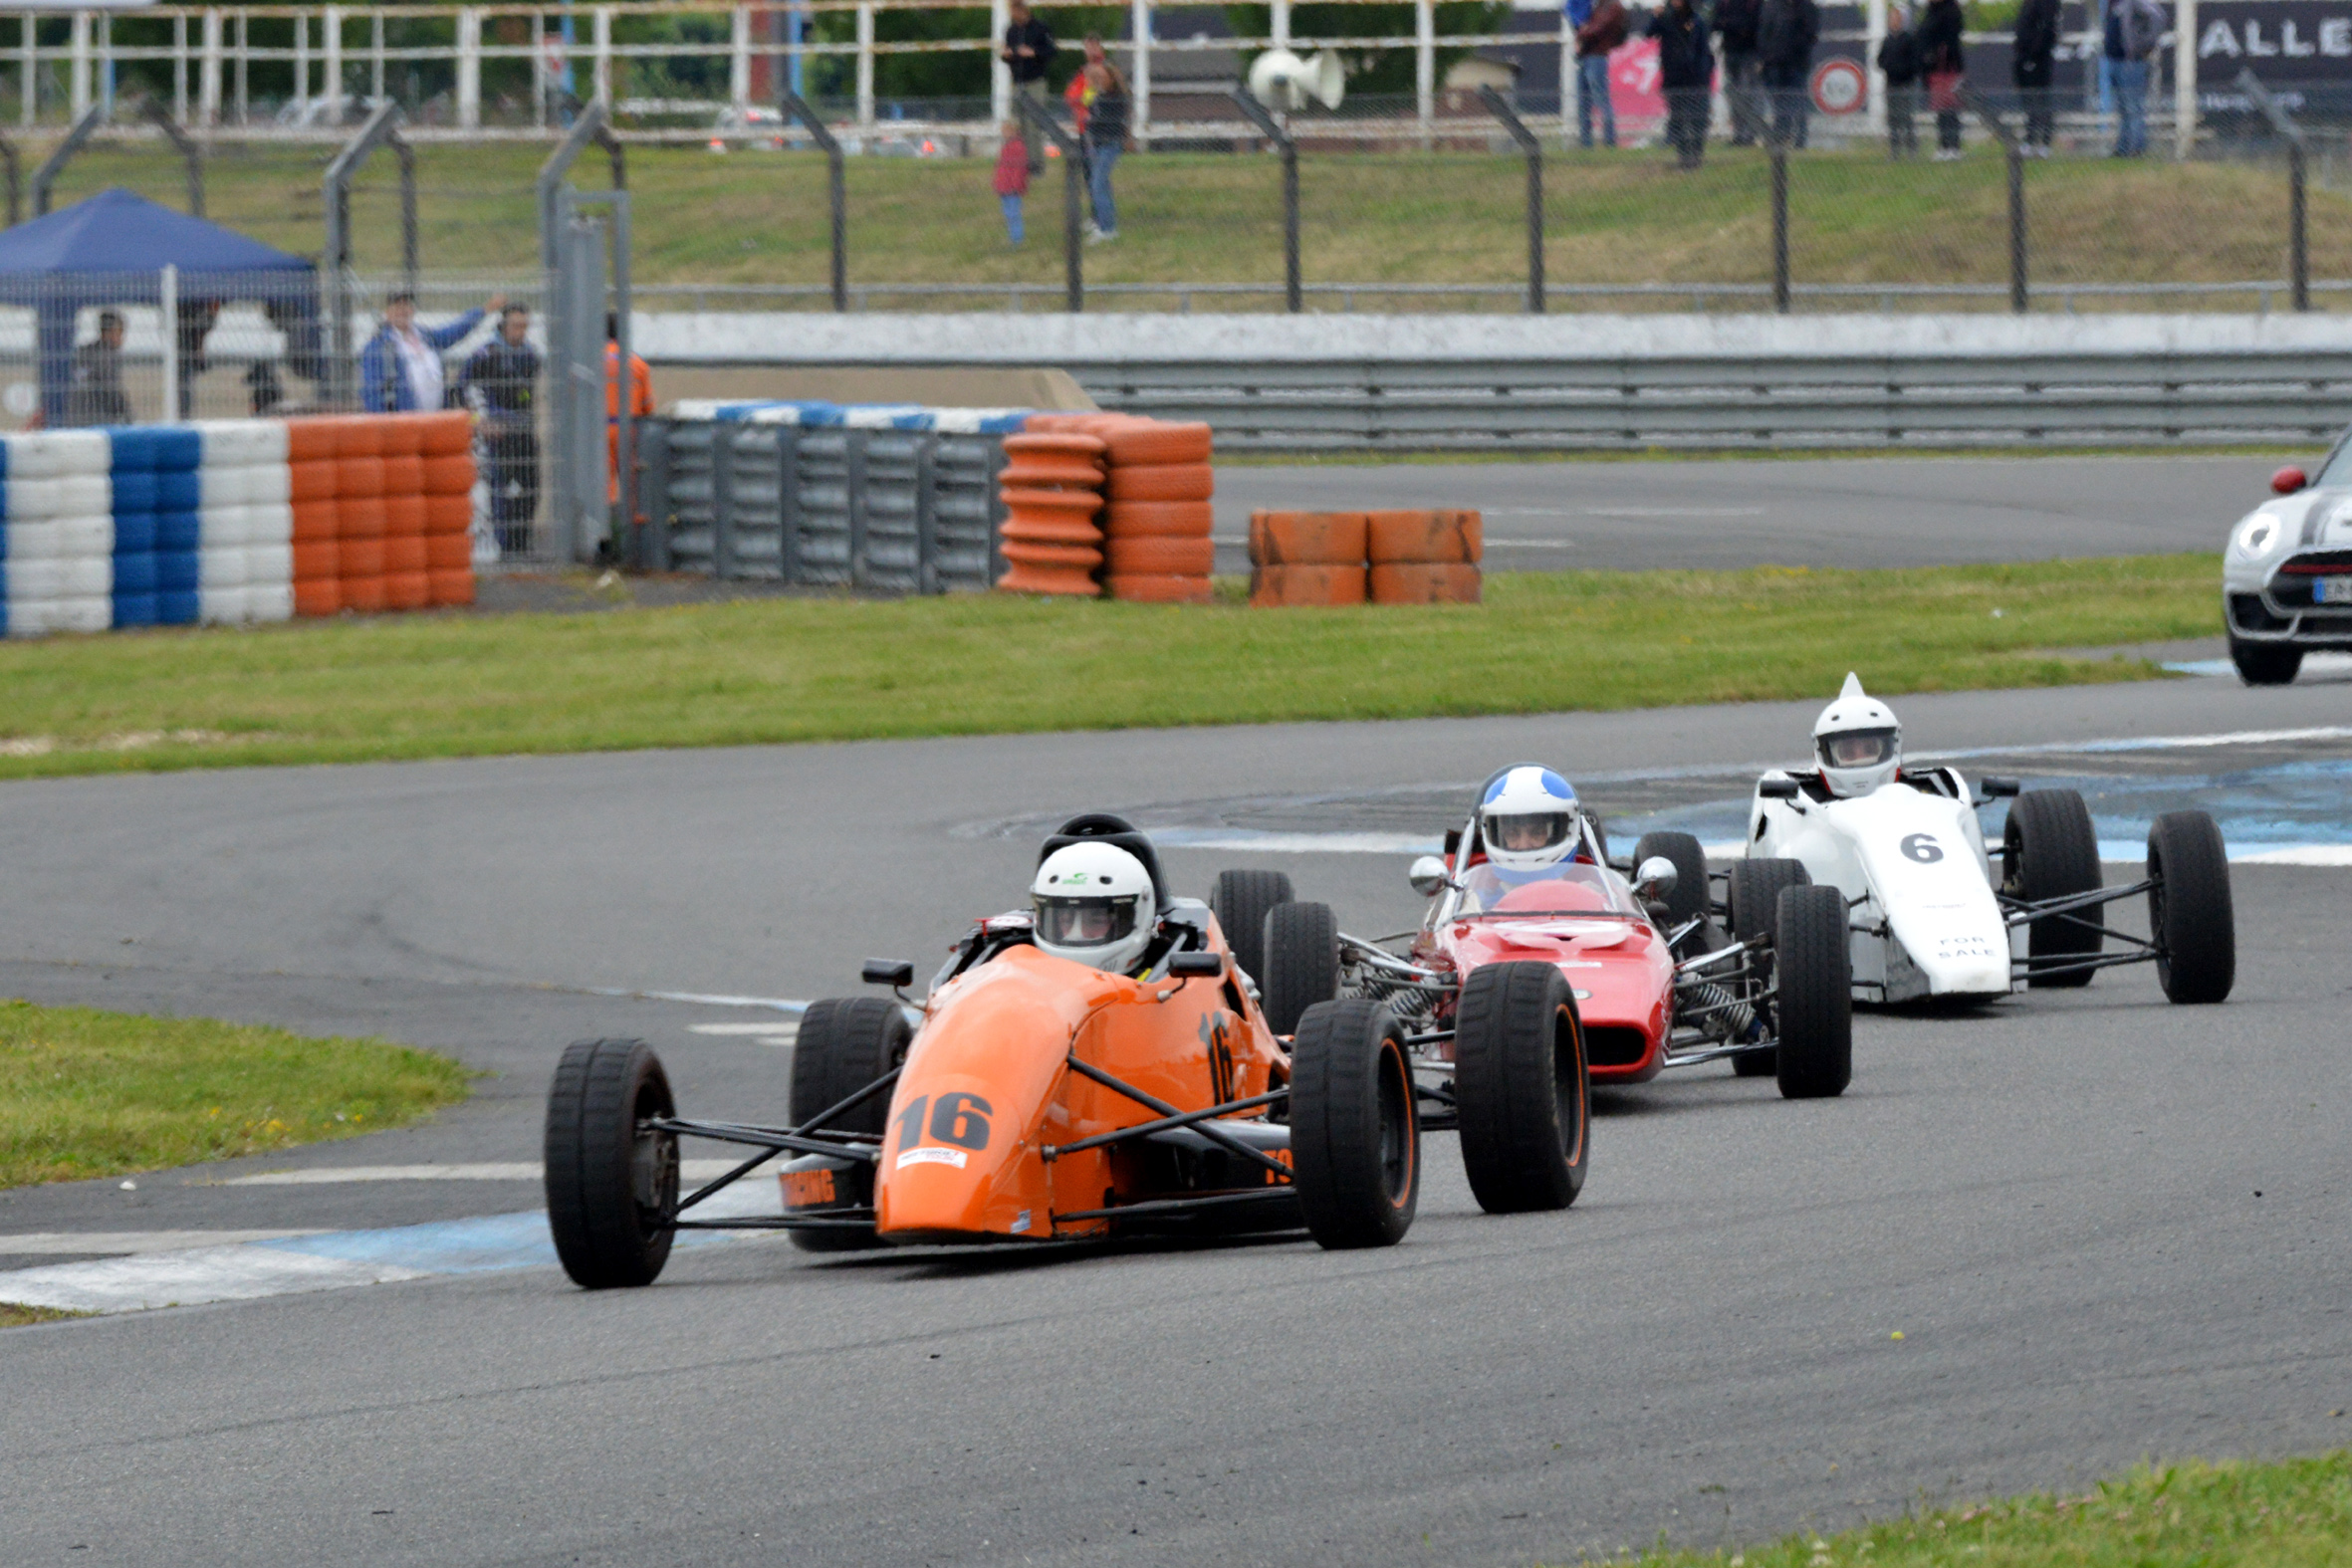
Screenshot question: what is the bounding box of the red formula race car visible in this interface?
[1245,768,1851,1205]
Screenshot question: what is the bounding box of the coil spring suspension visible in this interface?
[1686,980,1756,1043]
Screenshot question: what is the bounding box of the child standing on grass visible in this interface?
[994,123,1030,246]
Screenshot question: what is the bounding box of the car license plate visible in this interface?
[2318,575,2352,605]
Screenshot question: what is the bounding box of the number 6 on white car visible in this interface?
[1744,674,2235,1006]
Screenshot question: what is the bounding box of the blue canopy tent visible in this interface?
[0,188,322,426]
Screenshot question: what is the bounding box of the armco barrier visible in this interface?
[2,414,472,637]
[640,401,1031,591]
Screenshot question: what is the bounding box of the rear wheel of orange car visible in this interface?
[1453,962,1590,1214]
[1210,869,1294,992]
[787,998,910,1251]
[545,1038,678,1288]
[1290,999,1418,1249]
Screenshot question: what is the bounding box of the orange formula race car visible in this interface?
[544,815,1466,1289]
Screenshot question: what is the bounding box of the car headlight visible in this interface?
[2232,514,2281,560]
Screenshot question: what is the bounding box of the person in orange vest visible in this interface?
[605,312,653,510]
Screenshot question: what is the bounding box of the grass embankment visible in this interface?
[35,140,2346,302]
[1606,1455,2352,1567]
[0,555,2215,781]
[0,1303,94,1327]
[0,1000,472,1189]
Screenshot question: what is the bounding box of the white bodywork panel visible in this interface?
[1749,770,2011,1003]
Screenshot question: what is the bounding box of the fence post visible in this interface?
[1414,0,1435,150]
[457,9,481,129]
[173,14,187,124]
[730,4,751,115]
[69,10,90,120]
[1131,0,1152,148]
[200,10,222,126]
[2237,71,2307,312]
[1770,147,1788,312]
[1480,86,1543,315]
[1015,93,1083,312]
[593,6,612,103]
[20,19,35,129]
[782,92,847,312]
[1863,0,1887,134]
[989,0,1010,131]
[855,2,875,135]
[325,4,343,114]
[1272,0,1291,49]
[1233,90,1300,313]
[1960,86,2026,312]
[32,104,105,217]
[159,264,179,422]
[0,139,20,226]
[2173,0,2197,162]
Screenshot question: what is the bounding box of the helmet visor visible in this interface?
[1033,894,1140,949]
[1819,729,1898,771]
[1484,811,1572,855]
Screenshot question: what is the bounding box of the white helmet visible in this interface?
[1812,672,1902,797]
[1031,841,1157,976]
[1478,766,1583,873]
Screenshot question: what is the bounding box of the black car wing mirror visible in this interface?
[861,959,916,988]
[1758,775,1801,799]
[1167,951,1224,978]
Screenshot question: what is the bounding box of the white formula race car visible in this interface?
[1738,768,2235,1007]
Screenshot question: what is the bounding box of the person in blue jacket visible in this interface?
[358,290,505,412]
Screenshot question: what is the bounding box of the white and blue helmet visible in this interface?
[1479,766,1582,873]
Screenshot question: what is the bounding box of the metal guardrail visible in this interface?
[1067,352,2352,451]
[640,417,1006,591]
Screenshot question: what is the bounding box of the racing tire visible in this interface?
[1633,830,1711,932]
[787,998,911,1251]
[1289,998,1419,1248]
[2229,636,2302,686]
[1262,901,1341,1037]
[545,1038,679,1289]
[1726,858,1809,1076]
[1210,869,1294,987]
[2003,788,2102,989]
[2148,810,2235,1005]
[1452,961,1591,1214]
[1771,887,1853,1100]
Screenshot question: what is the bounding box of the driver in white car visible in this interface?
[1809,672,1904,799]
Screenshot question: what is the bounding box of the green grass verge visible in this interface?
[0,556,2216,781]
[0,1302,96,1328]
[1604,1454,2352,1566]
[0,1000,473,1189]
[37,140,2348,302]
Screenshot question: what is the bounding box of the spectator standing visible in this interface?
[359,290,501,412]
[1082,58,1128,243]
[460,303,543,557]
[1000,0,1057,173]
[1918,0,1965,158]
[995,121,1031,245]
[2105,0,2163,156]
[1757,0,1819,148]
[1650,0,1715,170]
[67,309,132,426]
[1572,0,1629,147]
[605,313,653,517]
[1713,0,1764,145]
[1878,6,1921,158]
[2012,0,2059,153]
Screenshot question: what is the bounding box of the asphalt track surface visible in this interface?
[3,675,2351,1566]
[1213,454,2286,572]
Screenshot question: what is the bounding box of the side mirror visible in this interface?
[861,959,915,988]
[1167,951,1224,978]
[1633,856,1680,900]
[1758,775,1801,800]
[1408,854,1451,897]
[1979,776,2020,798]
[2271,465,2308,495]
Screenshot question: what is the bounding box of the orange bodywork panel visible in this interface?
[873,932,1287,1245]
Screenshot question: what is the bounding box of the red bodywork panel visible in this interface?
[1413,889,1677,1085]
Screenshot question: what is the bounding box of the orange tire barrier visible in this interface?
[996,432,1106,597]
[1104,573,1216,604]
[1102,501,1213,539]
[423,494,473,534]
[383,495,427,537]
[342,538,388,576]
[1104,536,1214,576]
[339,497,388,539]
[292,499,337,541]
[417,411,473,455]
[333,416,386,457]
[293,577,341,616]
[1100,421,1211,467]
[292,539,339,580]
[342,574,387,613]
[285,417,338,462]
[999,432,1106,490]
[381,454,425,496]
[1251,564,1368,607]
[425,533,473,569]
[427,568,476,606]
[1369,562,1483,604]
[378,415,425,457]
[383,571,431,610]
[1365,509,1482,565]
[1249,511,1367,566]
[290,461,337,503]
[338,456,386,499]
[383,537,428,573]
[421,454,476,495]
[1104,463,1213,504]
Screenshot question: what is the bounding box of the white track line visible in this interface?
[0,1230,328,1255]
[215,1160,752,1187]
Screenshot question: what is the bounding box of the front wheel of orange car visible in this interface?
[545,1038,678,1289]
[1289,999,1419,1249]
